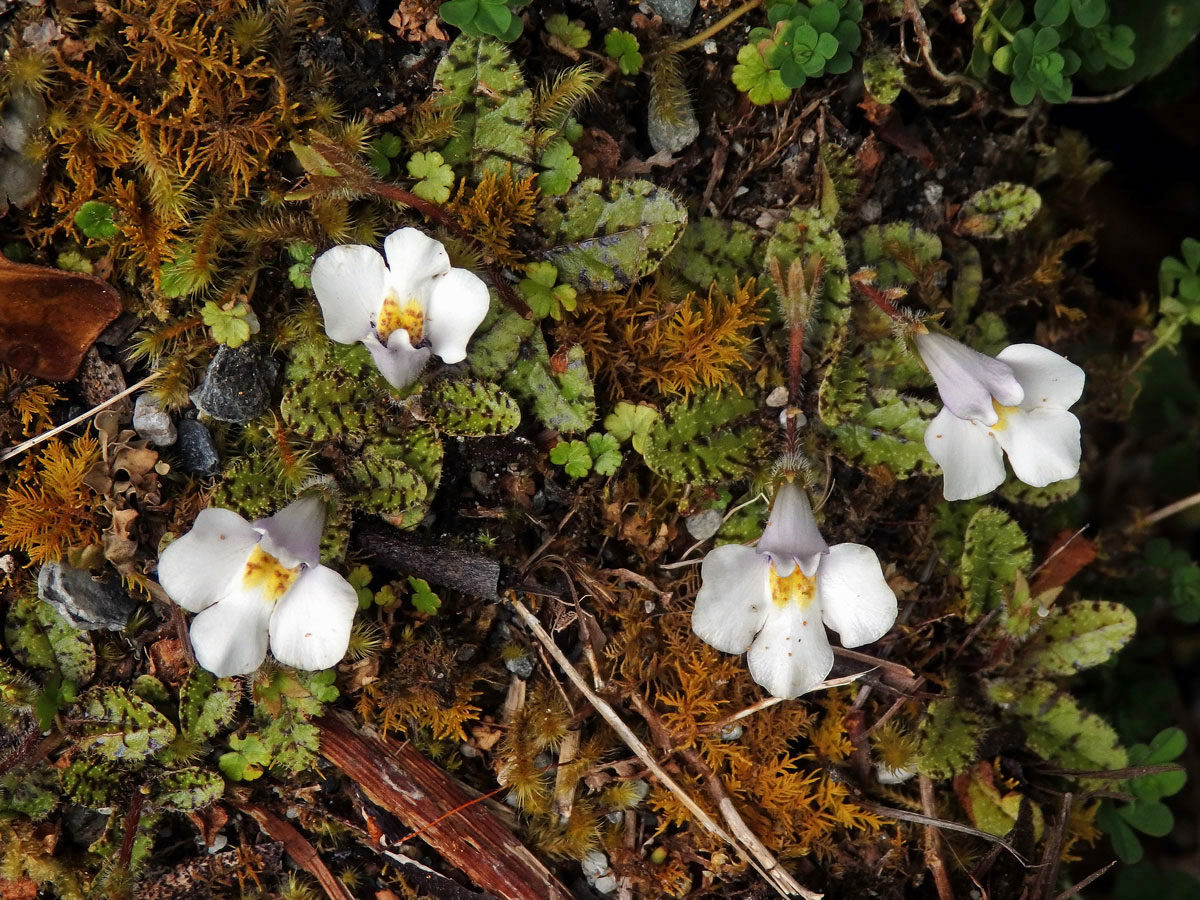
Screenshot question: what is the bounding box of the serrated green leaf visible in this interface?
[587,432,622,475]
[73,687,177,761]
[989,678,1127,774]
[663,218,763,295]
[960,507,1031,621]
[153,767,225,811]
[61,756,120,809]
[536,177,688,291]
[958,183,1042,239]
[604,29,643,75]
[1020,601,1136,675]
[422,379,521,436]
[916,697,983,780]
[4,593,95,685]
[179,669,241,741]
[504,331,596,433]
[643,389,769,484]
[435,35,533,174]
[536,137,581,197]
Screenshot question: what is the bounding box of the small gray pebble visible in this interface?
[685,509,724,542]
[645,0,696,27]
[505,653,534,679]
[132,393,177,447]
[38,561,136,631]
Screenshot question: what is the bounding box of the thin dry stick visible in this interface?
[509,596,818,900]
[1046,861,1117,900]
[1137,489,1200,528]
[0,372,158,463]
[627,692,823,900]
[919,774,956,900]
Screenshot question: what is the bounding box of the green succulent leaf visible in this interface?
[643,389,770,484]
[917,697,983,780]
[179,669,241,741]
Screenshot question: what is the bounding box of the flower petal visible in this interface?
[361,330,433,389]
[254,494,326,569]
[692,544,771,654]
[383,228,452,287]
[995,343,1085,411]
[188,585,273,677]
[756,481,829,577]
[157,508,259,613]
[924,407,1007,501]
[746,602,834,699]
[268,566,358,671]
[915,331,1023,425]
[311,244,388,345]
[425,268,491,364]
[994,407,1081,487]
[816,543,897,647]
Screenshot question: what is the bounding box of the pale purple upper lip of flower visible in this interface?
[914,330,1024,426]
[755,481,829,577]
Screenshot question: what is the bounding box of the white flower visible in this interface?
[157,495,357,677]
[691,482,898,699]
[310,227,490,389]
[915,331,1085,501]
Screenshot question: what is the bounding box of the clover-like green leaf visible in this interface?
[407,150,455,203]
[586,432,622,476]
[732,44,790,104]
[219,733,272,782]
[551,439,593,477]
[518,261,577,320]
[604,29,643,75]
[409,576,442,615]
[75,201,119,240]
[546,13,589,50]
[202,300,258,348]
[537,137,582,197]
[603,401,660,453]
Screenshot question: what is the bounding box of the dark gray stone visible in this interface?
[38,561,136,631]
[646,0,696,28]
[190,343,276,423]
[175,418,220,476]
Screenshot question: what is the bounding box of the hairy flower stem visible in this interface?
[850,275,905,321]
[786,319,805,454]
[668,0,764,54]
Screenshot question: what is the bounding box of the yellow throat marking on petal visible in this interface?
[376,293,425,345]
[240,544,300,603]
[990,400,1020,432]
[769,563,817,610]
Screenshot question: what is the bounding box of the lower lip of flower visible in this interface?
[769,563,817,610]
[241,544,300,602]
[990,399,1020,431]
[376,293,425,345]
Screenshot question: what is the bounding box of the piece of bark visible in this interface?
[353,520,501,599]
[234,800,353,900]
[317,712,571,900]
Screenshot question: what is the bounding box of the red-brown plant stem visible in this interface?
[852,278,905,321]
[786,320,805,454]
[366,181,533,319]
[117,787,145,872]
